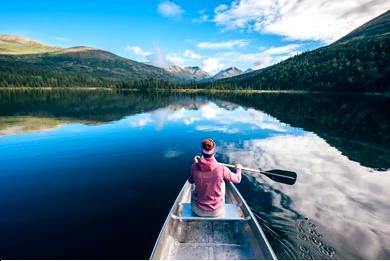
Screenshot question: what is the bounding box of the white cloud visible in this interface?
[125,45,204,67]
[214,0,390,43]
[209,43,301,70]
[157,1,184,18]
[125,45,152,57]
[192,9,210,23]
[261,44,301,55]
[183,49,202,59]
[197,39,248,49]
[163,149,184,158]
[214,4,229,13]
[201,57,225,74]
[147,44,173,67]
[166,53,185,65]
[165,50,203,66]
[125,44,173,67]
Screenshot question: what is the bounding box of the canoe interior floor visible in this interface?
[166,220,260,260]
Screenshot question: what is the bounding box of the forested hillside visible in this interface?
[203,10,390,92]
[0,36,176,87]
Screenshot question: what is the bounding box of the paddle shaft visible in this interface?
[194,155,296,183]
[220,163,296,181]
[221,163,260,173]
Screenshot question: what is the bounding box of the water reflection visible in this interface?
[0,116,97,136]
[209,92,390,170]
[0,116,63,136]
[129,101,289,134]
[1,90,388,169]
[221,134,390,259]
[0,90,389,259]
[124,101,390,259]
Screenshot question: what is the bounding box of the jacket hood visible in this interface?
[197,156,218,171]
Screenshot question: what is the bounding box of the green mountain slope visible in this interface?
[0,35,176,87]
[205,10,390,92]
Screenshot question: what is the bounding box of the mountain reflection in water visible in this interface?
[0,89,389,259]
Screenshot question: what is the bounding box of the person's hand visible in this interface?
[235,163,242,170]
[193,155,200,163]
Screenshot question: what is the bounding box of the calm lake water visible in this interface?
[0,89,389,259]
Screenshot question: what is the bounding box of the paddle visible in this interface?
[194,156,297,185]
[220,163,297,185]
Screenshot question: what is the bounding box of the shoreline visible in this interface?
[0,87,115,91]
[0,87,388,96]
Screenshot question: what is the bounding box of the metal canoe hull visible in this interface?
[150,181,277,260]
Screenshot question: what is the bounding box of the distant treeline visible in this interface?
[1,36,389,92]
[115,79,190,90]
[0,61,182,89]
[0,60,117,87]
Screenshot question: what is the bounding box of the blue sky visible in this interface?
[1,0,389,74]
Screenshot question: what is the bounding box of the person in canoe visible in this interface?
[189,138,242,217]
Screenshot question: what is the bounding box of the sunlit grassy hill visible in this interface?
[0,35,62,54]
[0,35,176,87]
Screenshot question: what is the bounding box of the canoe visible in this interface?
[150,181,277,260]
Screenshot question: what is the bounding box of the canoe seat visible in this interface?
[171,203,250,221]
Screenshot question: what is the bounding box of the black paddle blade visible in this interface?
[261,169,297,185]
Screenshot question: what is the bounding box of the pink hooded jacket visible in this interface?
[188,156,242,211]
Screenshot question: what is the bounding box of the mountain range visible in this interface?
[164,65,209,81]
[0,9,389,91]
[164,65,252,81]
[210,67,243,80]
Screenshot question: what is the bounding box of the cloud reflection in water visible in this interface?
[128,101,289,133]
[221,134,390,259]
